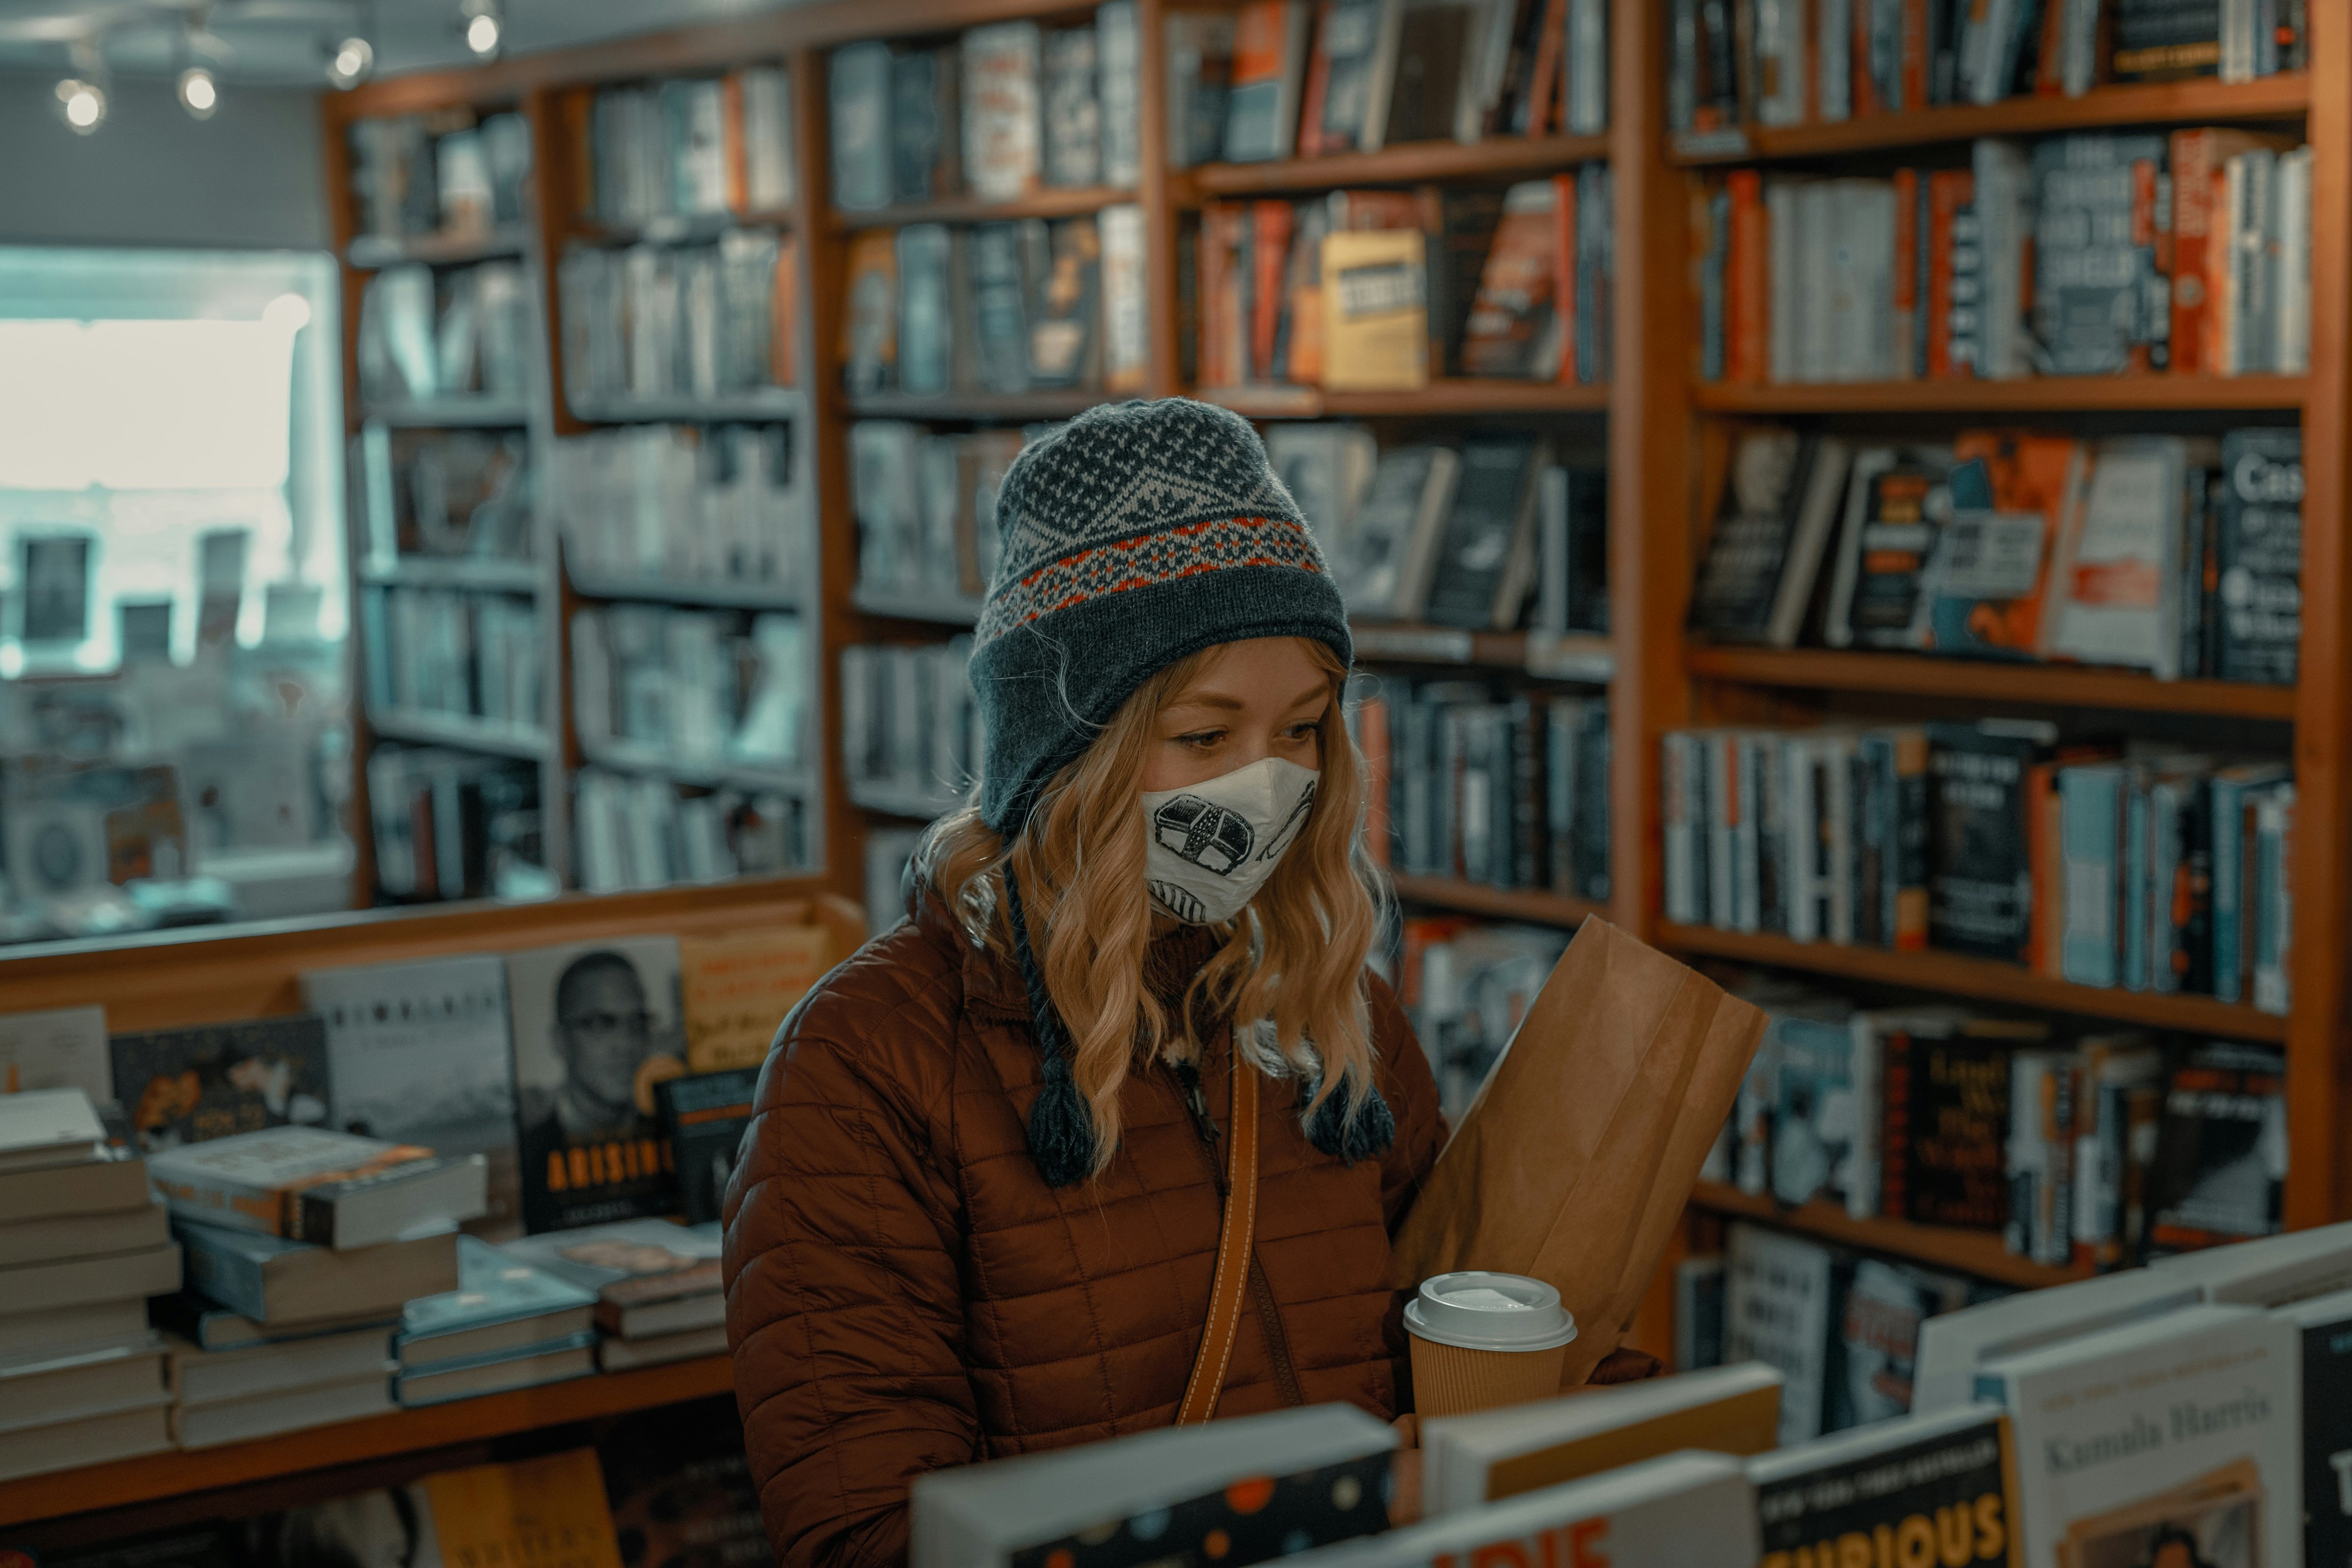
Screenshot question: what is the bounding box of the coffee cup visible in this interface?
[1403,1271,1578,1418]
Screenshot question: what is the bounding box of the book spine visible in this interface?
[1726,170,1769,383]
[1889,168,1919,379]
[1891,727,1929,951]
[2006,1052,2046,1258]
[2059,766,2122,988]
[2122,774,2151,991]
[2040,1055,2080,1268]
[151,1169,289,1239]
[1663,733,1696,923]
[1575,701,1612,901]
[1877,1028,1910,1218]
[178,1231,269,1321]
[2210,774,2247,1002]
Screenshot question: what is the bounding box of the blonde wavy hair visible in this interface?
[913,638,1384,1178]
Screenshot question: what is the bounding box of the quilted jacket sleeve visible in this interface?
[723,984,977,1568]
[1366,969,1445,1231]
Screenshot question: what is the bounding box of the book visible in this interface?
[246,1449,624,1568]
[1,1242,181,1316]
[1222,1,1310,162]
[911,1405,1396,1568]
[1926,719,2054,961]
[0,1004,109,1102]
[397,1233,597,1370]
[1299,0,1396,157]
[395,1336,596,1406]
[891,46,962,203]
[1459,181,1562,380]
[2030,135,2168,376]
[595,1322,728,1370]
[153,1293,396,1354]
[2149,1219,2352,1307]
[2146,1040,2287,1252]
[0,1300,151,1362]
[1098,2,1140,186]
[1424,434,1546,631]
[0,1402,171,1483]
[1823,1256,1969,1429]
[109,1017,332,1155]
[2214,427,2301,686]
[1974,1303,2298,1568]
[1748,1404,2020,1567]
[505,935,685,1235]
[299,953,523,1238]
[498,1217,724,1339]
[1923,433,2084,661]
[1343,444,1459,621]
[1302,1452,1758,1568]
[2280,1285,2352,1567]
[172,1370,394,1448]
[1726,1222,1838,1445]
[147,1126,487,1249]
[679,928,828,1073]
[1689,432,1852,647]
[2044,437,2189,677]
[843,229,899,395]
[829,42,893,211]
[963,22,1045,201]
[598,1401,773,1568]
[0,1341,167,1435]
[655,1069,757,1226]
[169,1322,391,1406]
[1421,1362,1781,1513]
[0,1198,168,1269]
[175,1218,453,1325]
[1320,227,1428,391]
[1912,1268,2204,1414]
[1028,217,1102,387]
[0,1087,105,1173]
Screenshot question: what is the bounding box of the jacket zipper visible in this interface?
[1170,1060,1307,1410]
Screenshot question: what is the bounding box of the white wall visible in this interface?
[0,72,328,252]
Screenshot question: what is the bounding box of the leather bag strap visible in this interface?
[1176,1049,1260,1425]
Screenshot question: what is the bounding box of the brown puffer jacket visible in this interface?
[721,895,1448,1568]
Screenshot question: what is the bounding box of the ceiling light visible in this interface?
[459,0,501,58]
[326,34,373,88]
[178,65,218,119]
[55,76,105,133]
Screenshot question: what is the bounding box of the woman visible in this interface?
[723,399,1645,1568]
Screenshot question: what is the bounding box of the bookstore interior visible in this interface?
[8,0,2352,1564]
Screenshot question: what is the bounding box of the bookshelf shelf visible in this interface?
[1180,132,1611,200]
[1668,73,2310,166]
[579,740,811,793]
[1688,1182,2090,1290]
[368,709,552,761]
[569,210,793,246]
[850,585,983,626]
[567,391,806,424]
[1685,646,2299,721]
[346,226,530,268]
[1658,922,2291,1041]
[1693,374,2308,414]
[360,400,534,429]
[1203,379,1612,419]
[849,780,965,820]
[566,573,805,611]
[0,1357,737,1528]
[1348,624,1613,678]
[846,389,1104,420]
[1388,875,1608,929]
[359,556,544,594]
[833,185,1138,229]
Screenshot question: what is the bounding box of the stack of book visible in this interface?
[827,9,1140,209]
[348,110,531,243]
[148,1126,484,1443]
[363,745,549,906]
[392,1235,596,1406]
[502,1218,728,1371]
[0,1088,178,1482]
[357,262,535,407]
[1693,132,2314,384]
[839,638,981,817]
[571,607,807,772]
[356,426,535,566]
[557,234,799,406]
[850,423,1021,612]
[840,211,1147,399]
[578,69,797,225]
[360,583,544,728]
[554,424,807,590]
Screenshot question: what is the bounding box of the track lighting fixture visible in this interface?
[459,0,501,59]
[178,64,218,118]
[326,34,374,88]
[55,75,106,132]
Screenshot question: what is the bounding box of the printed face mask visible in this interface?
[1140,756,1319,925]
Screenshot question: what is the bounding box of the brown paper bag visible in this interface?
[1391,917,1766,1388]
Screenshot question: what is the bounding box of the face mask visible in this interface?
[1140,756,1319,925]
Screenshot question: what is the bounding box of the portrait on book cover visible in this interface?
[2062,1459,2262,1568]
[506,936,685,1233]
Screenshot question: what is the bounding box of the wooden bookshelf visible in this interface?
[850,585,983,626]
[0,1358,736,1529]
[1178,132,1611,199]
[845,389,1106,420]
[566,573,806,611]
[1688,1183,2090,1290]
[1659,922,2291,1042]
[1685,646,2300,720]
[568,210,793,245]
[834,185,1138,229]
[1668,72,2310,165]
[1202,380,1612,418]
[1388,875,1608,929]
[347,226,530,268]
[1695,373,2308,414]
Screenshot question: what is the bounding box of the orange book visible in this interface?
[1295,1,1335,156]
[1522,0,1571,136]
[1281,209,1329,383]
[1553,170,1579,385]
[2026,760,2058,973]
[721,71,750,213]
[1251,200,1295,380]
[840,230,897,393]
[2169,128,2294,376]
[1945,429,2086,660]
[1852,0,1880,116]
[422,1450,624,1568]
[1725,169,1768,383]
[1890,167,1919,379]
[2126,149,2162,372]
[1461,182,1561,380]
[2034,0,2067,93]
[1925,168,1974,380]
[771,232,800,386]
[681,927,831,1072]
[1901,0,1930,111]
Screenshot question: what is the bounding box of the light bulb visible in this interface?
[326,35,373,88]
[263,293,312,333]
[55,76,105,132]
[463,10,500,55]
[178,65,218,119]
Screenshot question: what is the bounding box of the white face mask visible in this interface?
[1140,756,1319,926]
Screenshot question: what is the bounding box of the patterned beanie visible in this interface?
[971,396,1354,840]
[968,397,1389,1187]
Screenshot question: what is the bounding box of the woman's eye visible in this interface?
[1176,730,1224,750]
[1284,720,1324,742]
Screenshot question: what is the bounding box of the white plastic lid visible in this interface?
[1402,1271,1579,1352]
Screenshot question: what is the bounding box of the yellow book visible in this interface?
[420,1448,624,1568]
[1319,229,1428,392]
[681,928,832,1072]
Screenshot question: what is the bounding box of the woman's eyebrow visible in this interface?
[1164,693,1248,714]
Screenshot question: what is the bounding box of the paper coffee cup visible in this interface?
[1404,1271,1578,1419]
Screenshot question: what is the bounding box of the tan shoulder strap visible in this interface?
[1175,1051,1260,1425]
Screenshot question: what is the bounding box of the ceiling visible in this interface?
[0,0,805,85]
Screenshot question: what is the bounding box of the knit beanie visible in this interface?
[971,397,1354,840]
[968,397,1389,1186]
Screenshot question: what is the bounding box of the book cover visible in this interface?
[679,928,827,1074]
[2280,1286,2352,1567]
[1825,448,1952,650]
[1221,0,1308,163]
[109,1018,331,1155]
[399,1232,596,1354]
[1726,1221,1838,1446]
[1689,431,1850,647]
[1028,217,1101,388]
[1767,1007,1860,1210]
[1822,1256,1970,1430]
[2044,437,2187,677]
[1750,1405,2020,1567]
[1902,1031,2013,1232]
[0,1004,109,1103]
[497,1216,722,1315]
[1458,180,1560,380]
[841,230,898,396]
[1042,26,1102,189]
[1423,434,1542,631]
[598,1400,770,1568]
[654,1069,757,1226]
[963,21,1045,202]
[2215,427,2300,687]
[828,42,893,212]
[146,1125,485,1246]
[300,953,522,1238]
[2030,134,2168,376]
[1927,720,2052,961]
[505,935,684,1235]
[1319,228,1428,392]
[2147,1041,2287,1253]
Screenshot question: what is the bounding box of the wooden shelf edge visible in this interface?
[347,227,530,268]
[1658,922,2289,1041]
[1669,73,2310,165]
[834,185,1138,229]
[1693,374,2308,413]
[1685,646,2298,720]
[0,1357,736,1527]
[1388,875,1606,928]
[568,574,806,611]
[1201,380,1612,418]
[1689,1182,2090,1289]
[1180,133,1611,199]
[368,711,552,761]
[845,390,1108,420]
